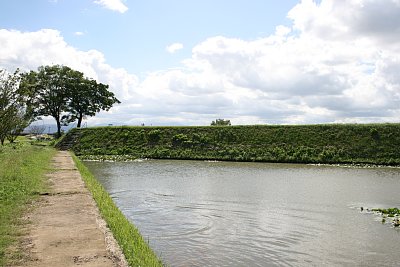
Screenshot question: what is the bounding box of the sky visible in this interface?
[1,0,400,126]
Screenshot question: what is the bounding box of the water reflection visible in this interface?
[85,160,400,267]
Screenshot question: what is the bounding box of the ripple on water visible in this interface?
[85,160,400,267]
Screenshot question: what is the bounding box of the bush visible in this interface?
[172,133,190,147]
[370,128,380,140]
[147,130,161,145]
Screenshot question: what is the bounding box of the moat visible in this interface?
[85,160,400,267]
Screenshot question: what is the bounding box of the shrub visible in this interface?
[147,130,161,145]
[172,134,191,147]
[370,128,380,140]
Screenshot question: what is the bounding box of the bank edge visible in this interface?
[71,154,164,267]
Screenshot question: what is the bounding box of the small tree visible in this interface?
[29,124,46,136]
[21,65,73,138]
[0,69,32,145]
[211,118,231,126]
[67,74,120,128]
[0,108,15,145]
[7,109,29,143]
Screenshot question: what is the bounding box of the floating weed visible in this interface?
[365,207,400,228]
[79,154,141,162]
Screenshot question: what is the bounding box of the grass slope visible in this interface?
[72,154,164,267]
[65,123,400,165]
[0,143,55,266]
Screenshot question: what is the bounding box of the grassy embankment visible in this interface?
[0,142,56,266]
[72,154,163,267]
[64,123,400,165]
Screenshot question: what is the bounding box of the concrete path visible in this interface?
[19,151,127,267]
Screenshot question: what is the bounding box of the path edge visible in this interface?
[71,152,164,267]
[68,151,129,267]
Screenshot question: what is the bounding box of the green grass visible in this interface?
[0,143,56,266]
[72,154,164,267]
[62,123,400,165]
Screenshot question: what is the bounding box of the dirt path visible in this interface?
[18,151,128,267]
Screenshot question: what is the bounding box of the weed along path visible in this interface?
[21,151,127,267]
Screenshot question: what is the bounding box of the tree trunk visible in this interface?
[77,113,83,128]
[56,119,62,138]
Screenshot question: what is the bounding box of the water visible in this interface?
[84,160,400,266]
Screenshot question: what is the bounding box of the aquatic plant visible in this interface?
[370,208,400,227]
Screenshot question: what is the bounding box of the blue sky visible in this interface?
[1,0,298,74]
[1,0,400,126]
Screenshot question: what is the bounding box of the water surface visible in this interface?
[85,160,400,266]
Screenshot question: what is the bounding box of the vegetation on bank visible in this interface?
[72,154,164,267]
[0,142,55,266]
[62,123,400,165]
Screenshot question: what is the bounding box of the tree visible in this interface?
[211,118,231,126]
[6,108,28,143]
[29,124,46,136]
[21,65,73,138]
[67,74,120,128]
[21,65,120,137]
[0,69,32,145]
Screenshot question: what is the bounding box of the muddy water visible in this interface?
[85,160,400,267]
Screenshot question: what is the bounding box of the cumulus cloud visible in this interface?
[94,0,128,13]
[166,43,184,54]
[288,0,400,45]
[177,0,400,124]
[0,29,138,123]
[1,0,400,126]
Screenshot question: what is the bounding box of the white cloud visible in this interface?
[74,31,84,36]
[1,0,400,126]
[0,29,138,109]
[166,43,184,54]
[94,0,128,13]
[288,0,400,46]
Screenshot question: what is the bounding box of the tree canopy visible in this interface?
[21,65,73,138]
[0,69,33,145]
[211,118,231,126]
[20,65,120,138]
[67,74,120,128]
